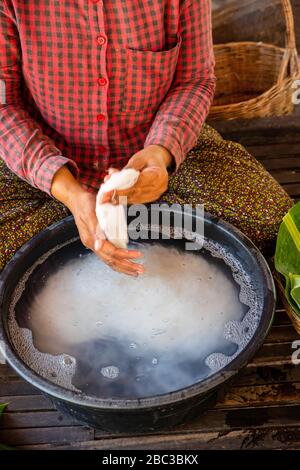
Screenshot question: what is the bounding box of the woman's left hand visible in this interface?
[99,145,173,205]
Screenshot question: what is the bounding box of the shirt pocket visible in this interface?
[121,34,182,115]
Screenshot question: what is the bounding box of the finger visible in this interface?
[125,154,148,171]
[100,167,167,205]
[115,260,145,277]
[97,189,115,204]
[95,241,144,271]
[101,253,144,275]
[113,259,144,276]
[109,262,141,277]
[100,243,144,262]
[113,248,144,260]
[115,185,166,204]
[100,167,160,204]
[99,172,152,204]
[110,170,160,204]
[126,190,163,204]
[104,168,119,182]
[95,236,143,259]
[98,187,132,205]
[99,240,143,262]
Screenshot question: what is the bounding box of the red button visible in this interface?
[98,77,107,86]
[97,113,106,122]
[99,145,106,153]
[97,35,106,46]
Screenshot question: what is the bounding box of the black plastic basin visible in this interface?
[0,207,275,432]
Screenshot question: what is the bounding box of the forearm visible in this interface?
[144,76,216,168]
[51,165,86,209]
[0,104,79,197]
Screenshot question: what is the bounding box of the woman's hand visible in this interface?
[51,166,144,277]
[99,145,173,205]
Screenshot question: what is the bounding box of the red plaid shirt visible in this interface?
[0,0,215,197]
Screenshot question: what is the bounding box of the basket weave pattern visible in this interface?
[209,0,300,120]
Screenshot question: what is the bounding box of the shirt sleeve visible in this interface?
[144,0,216,169]
[0,1,79,198]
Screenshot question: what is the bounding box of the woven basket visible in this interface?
[273,270,300,335]
[209,0,300,120]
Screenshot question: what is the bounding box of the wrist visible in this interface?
[146,144,173,168]
[51,165,85,210]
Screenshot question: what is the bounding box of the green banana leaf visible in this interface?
[275,201,300,317]
[290,274,300,307]
[0,444,12,451]
[0,403,13,450]
[0,403,6,415]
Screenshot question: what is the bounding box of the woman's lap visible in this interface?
[0,124,293,271]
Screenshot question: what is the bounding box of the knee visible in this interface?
[242,192,293,256]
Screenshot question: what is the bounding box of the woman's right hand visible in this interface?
[51,165,144,277]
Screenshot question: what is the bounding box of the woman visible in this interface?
[0,0,293,276]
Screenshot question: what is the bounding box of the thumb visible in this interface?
[125,153,147,172]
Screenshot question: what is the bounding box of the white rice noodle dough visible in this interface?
[96,169,140,249]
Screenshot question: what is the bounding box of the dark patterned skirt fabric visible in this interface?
[0,124,293,272]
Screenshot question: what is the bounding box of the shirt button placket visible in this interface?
[95,0,109,170]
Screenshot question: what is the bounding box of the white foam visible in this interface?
[7,229,261,394]
[15,245,243,354]
[101,366,119,379]
[8,238,79,391]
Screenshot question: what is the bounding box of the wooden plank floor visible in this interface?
[1,106,300,450]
